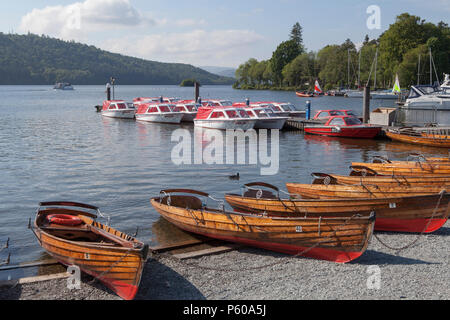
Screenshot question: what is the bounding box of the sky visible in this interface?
[0,0,448,68]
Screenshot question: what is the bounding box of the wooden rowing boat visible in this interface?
[225,183,450,233]
[351,161,450,176]
[372,154,449,164]
[386,131,450,148]
[150,189,375,263]
[31,202,148,300]
[286,182,449,199]
[311,172,450,188]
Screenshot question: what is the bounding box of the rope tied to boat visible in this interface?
[373,190,447,254]
[152,212,370,272]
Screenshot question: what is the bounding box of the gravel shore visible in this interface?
[1,221,448,300]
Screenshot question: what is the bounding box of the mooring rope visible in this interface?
[373,190,446,254]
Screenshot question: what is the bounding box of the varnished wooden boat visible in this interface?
[386,130,450,148]
[225,183,450,233]
[351,161,450,176]
[31,202,148,300]
[286,183,448,199]
[372,154,449,164]
[151,189,375,263]
[311,172,450,188]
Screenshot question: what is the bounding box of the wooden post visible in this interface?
[363,86,370,124]
[195,82,200,102]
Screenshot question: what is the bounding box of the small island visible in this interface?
[180,79,200,87]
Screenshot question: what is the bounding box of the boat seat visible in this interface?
[162,195,203,210]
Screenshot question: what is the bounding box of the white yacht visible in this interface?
[54,83,74,90]
[397,82,450,126]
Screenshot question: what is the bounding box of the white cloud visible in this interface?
[175,19,207,27]
[101,29,264,67]
[19,0,152,40]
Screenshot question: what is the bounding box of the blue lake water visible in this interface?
[0,85,447,279]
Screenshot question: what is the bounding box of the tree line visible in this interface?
[0,33,234,85]
[233,13,450,91]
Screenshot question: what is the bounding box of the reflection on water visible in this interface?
[151,217,203,247]
[0,85,445,276]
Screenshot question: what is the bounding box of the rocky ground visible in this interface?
[1,221,448,300]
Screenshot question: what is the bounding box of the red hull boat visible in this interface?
[305,115,381,138]
[375,217,447,233]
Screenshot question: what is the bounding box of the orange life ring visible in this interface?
[47,214,83,226]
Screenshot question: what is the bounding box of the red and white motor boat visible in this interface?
[134,97,180,105]
[305,114,381,138]
[201,99,234,107]
[252,102,290,117]
[194,106,257,130]
[270,102,306,119]
[244,107,288,129]
[101,100,136,119]
[172,101,200,122]
[135,103,184,124]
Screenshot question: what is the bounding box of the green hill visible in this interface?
[0,33,235,85]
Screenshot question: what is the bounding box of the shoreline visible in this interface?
[1,221,448,300]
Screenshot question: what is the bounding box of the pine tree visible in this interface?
[290,22,305,53]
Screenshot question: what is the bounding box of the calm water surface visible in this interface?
[0,85,447,280]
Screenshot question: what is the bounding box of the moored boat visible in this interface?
[31,202,148,300]
[296,92,315,98]
[248,102,291,118]
[244,107,288,129]
[386,130,450,148]
[54,82,74,90]
[101,100,136,119]
[151,189,375,263]
[304,115,381,138]
[134,97,180,105]
[310,172,450,188]
[135,103,184,124]
[312,110,359,120]
[286,182,448,199]
[225,182,450,233]
[351,160,450,176]
[271,102,306,119]
[194,106,257,130]
[172,101,200,122]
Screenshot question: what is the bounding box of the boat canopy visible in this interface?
[136,103,175,114]
[196,106,250,120]
[102,100,127,111]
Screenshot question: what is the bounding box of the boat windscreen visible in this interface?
[159,105,171,112]
[173,106,187,112]
[344,117,362,125]
[254,110,268,118]
[226,110,239,118]
[238,110,250,118]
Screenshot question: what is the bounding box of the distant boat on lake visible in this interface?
[53,82,74,90]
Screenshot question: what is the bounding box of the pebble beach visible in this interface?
[1,221,448,300]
